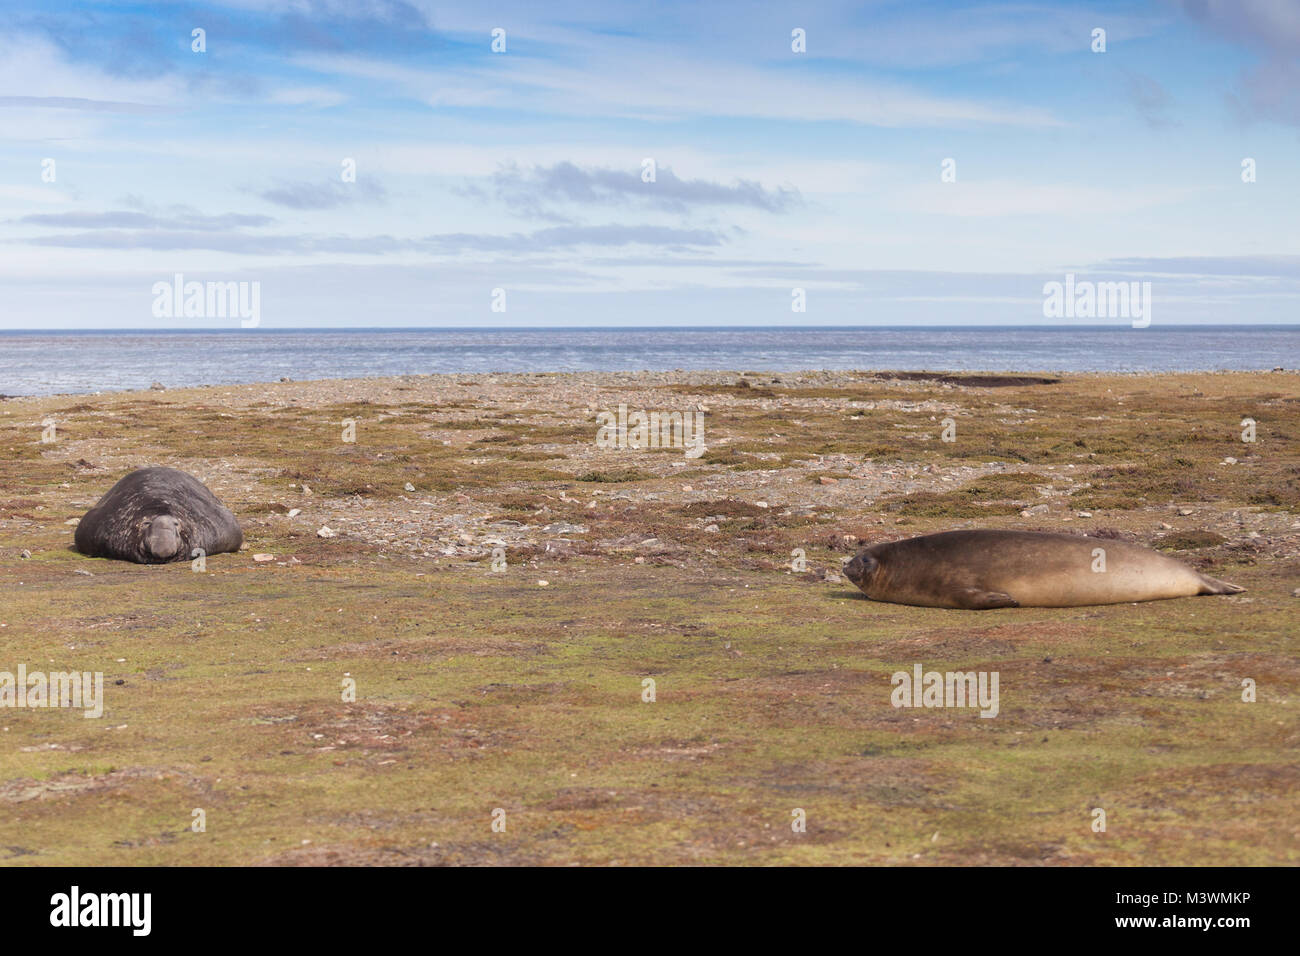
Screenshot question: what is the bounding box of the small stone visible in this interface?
[543,522,587,535]
[682,485,693,492]
[302,484,312,495]
[19,550,30,559]
[404,483,415,492]
[287,508,301,518]
[317,526,336,538]
[64,518,79,525]
[537,580,549,587]
[253,553,275,562]
[1177,507,1194,516]
[1222,457,1237,465]
[1020,504,1050,517]
[1159,522,1174,530]
[819,476,838,485]
[756,501,769,509]
[150,381,165,390]
[74,569,92,576]
[704,524,720,533]
[1076,511,1092,518]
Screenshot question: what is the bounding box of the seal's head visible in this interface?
[842,550,878,589]
[142,514,183,561]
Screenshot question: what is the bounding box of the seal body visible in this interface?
[843,530,1243,609]
[74,467,243,564]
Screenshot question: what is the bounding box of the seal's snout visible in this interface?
[145,515,182,561]
[843,551,876,588]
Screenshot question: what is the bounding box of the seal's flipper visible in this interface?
[1197,574,1244,595]
[953,588,1019,610]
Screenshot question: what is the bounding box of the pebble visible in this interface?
[404,483,415,492]
[317,526,336,538]
[704,524,720,533]
[253,554,275,562]
[543,522,587,535]
[818,476,838,485]
[287,508,301,518]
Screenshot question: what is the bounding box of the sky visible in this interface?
[1,0,1299,328]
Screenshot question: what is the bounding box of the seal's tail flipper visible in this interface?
[1198,574,1244,595]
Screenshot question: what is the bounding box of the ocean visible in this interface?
[1,326,1296,397]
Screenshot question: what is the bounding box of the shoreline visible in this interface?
[2,365,1296,403]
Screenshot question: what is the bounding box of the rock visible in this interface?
[1222,457,1237,465]
[287,508,301,518]
[819,476,838,485]
[537,580,549,587]
[756,501,769,508]
[404,483,415,492]
[316,526,336,538]
[279,376,292,382]
[150,381,165,390]
[302,484,312,496]
[1020,504,1050,517]
[542,522,587,535]
[704,524,720,533]
[20,550,30,559]
[1177,507,1194,516]
[1076,511,1092,518]
[63,518,79,525]
[253,553,275,562]
[1159,522,1174,530]
[1292,588,1300,598]
[822,570,843,584]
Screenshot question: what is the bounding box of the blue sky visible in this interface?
[2,0,1298,328]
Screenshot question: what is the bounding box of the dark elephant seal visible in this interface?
[74,467,243,564]
[843,530,1243,609]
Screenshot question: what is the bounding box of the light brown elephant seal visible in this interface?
[842,530,1243,609]
[74,467,243,564]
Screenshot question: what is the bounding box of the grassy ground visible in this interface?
[0,369,1296,865]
